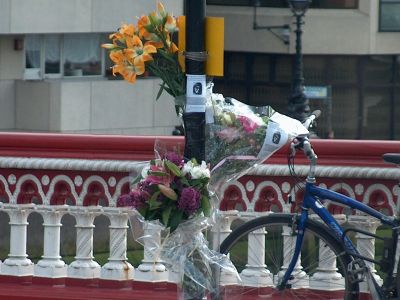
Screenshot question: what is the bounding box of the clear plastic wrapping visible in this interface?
[205,84,309,190]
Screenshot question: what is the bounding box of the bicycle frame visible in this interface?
[281,180,399,294]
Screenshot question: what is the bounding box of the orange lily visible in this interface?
[124,35,157,66]
[165,15,177,33]
[138,15,152,39]
[157,2,167,18]
[109,50,144,84]
[165,34,178,53]
[109,23,135,42]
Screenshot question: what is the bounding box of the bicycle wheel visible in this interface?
[217,213,359,300]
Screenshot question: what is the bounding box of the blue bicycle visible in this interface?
[218,134,400,299]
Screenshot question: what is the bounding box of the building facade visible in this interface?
[207,0,400,139]
[0,0,399,139]
[0,0,183,135]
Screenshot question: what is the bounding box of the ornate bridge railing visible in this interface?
[0,133,398,299]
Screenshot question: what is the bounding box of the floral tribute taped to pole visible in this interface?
[102,2,186,115]
[105,3,310,299]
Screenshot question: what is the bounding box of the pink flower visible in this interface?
[238,115,259,133]
[145,165,172,186]
[216,127,240,143]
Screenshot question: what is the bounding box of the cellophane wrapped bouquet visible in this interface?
[205,83,309,191]
[117,141,239,299]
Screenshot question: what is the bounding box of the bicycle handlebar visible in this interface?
[289,111,320,182]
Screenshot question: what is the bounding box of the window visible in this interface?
[64,34,102,77]
[24,34,105,80]
[212,52,400,140]
[379,0,400,31]
[45,35,61,76]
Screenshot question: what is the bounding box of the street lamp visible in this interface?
[287,0,311,122]
[252,0,291,45]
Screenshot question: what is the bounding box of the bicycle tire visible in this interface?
[217,213,359,299]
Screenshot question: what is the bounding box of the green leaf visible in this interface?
[165,160,182,177]
[148,191,162,210]
[201,195,211,217]
[162,206,172,227]
[156,83,165,100]
[149,170,168,177]
[138,207,147,218]
[180,176,190,186]
[169,210,184,232]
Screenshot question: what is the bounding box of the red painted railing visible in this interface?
[0,133,398,300]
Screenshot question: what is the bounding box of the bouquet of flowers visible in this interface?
[117,150,211,233]
[118,143,238,299]
[102,2,185,114]
[205,85,309,188]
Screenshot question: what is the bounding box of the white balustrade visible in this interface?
[0,161,397,297]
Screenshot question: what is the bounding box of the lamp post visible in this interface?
[287,0,311,122]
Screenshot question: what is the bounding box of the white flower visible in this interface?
[190,161,210,179]
[182,161,210,179]
[182,161,194,176]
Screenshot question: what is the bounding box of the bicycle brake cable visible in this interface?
[288,140,306,192]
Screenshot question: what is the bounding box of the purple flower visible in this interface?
[177,187,201,215]
[129,189,147,208]
[138,180,152,200]
[117,194,133,207]
[164,152,184,167]
[117,189,147,209]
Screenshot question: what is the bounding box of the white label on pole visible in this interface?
[186,74,206,98]
[186,74,206,112]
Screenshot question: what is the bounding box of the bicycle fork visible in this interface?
[277,208,308,290]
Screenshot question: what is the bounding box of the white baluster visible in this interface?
[34,205,68,278]
[238,212,273,287]
[310,214,346,291]
[1,204,34,277]
[100,207,134,281]
[277,225,309,288]
[135,220,168,282]
[211,212,235,251]
[348,215,382,293]
[67,207,101,279]
[211,211,240,286]
[241,227,273,286]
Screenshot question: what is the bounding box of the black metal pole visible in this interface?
[185,0,205,75]
[183,0,206,162]
[287,14,310,122]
